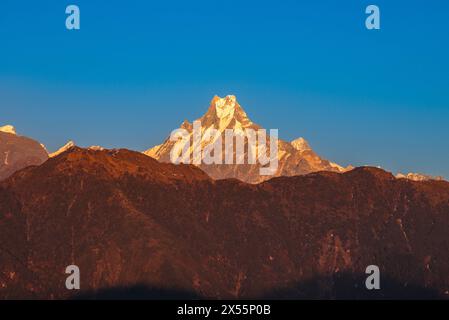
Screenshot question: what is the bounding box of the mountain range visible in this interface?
[0,96,443,183]
[0,147,448,299]
[0,96,448,299]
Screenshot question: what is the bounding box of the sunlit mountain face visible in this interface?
[1,0,448,302]
[144,95,352,184]
[0,126,48,181]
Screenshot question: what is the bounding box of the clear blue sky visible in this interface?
[1,0,448,177]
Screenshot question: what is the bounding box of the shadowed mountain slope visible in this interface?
[0,148,448,299]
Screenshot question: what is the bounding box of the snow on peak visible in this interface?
[0,125,17,135]
[88,145,104,151]
[49,140,76,158]
[291,137,311,152]
[330,162,346,172]
[396,172,445,182]
[205,95,253,131]
[212,95,237,119]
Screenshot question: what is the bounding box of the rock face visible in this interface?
[144,95,351,183]
[1,147,448,299]
[0,126,48,181]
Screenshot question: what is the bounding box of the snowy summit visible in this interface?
[0,125,17,135]
[49,141,76,158]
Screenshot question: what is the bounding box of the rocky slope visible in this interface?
[0,147,448,299]
[0,126,48,181]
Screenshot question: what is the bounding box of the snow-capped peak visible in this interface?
[212,95,237,119]
[291,137,311,152]
[202,95,253,132]
[0,125,17,135]
[49,140,76,158]
[88,145,104,151]
[396,172,445,182]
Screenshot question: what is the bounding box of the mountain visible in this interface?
[50,141,106,158]
[144,95,351,183]
[0,125,17,135]
[396,172,445,182]
[1,147,448,299]
[0,125,48,181]
[291,137,311,152]
[49,140,76,158]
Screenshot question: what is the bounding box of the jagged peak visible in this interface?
[180,119,193,130]
[210,95,238,119]
[211,94,236,105]
[291,137,311,152]
[0,125,17,135]
[49,140,76,158]
[201,95,253,131]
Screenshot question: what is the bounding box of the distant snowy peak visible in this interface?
[49,141,76,158]
[0,125,17,135]
[396,172,445,182]
[291,137,311,152]
[213,95,237,119]
[330,162,346,172]
[144,144,163,158]
[202,95,255,131]
[88,145,105,151]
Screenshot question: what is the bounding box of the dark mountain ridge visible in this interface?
[0,147,448,299]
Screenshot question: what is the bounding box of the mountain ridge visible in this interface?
[1,147,449,299]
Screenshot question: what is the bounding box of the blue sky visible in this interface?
[1,0,448,177]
